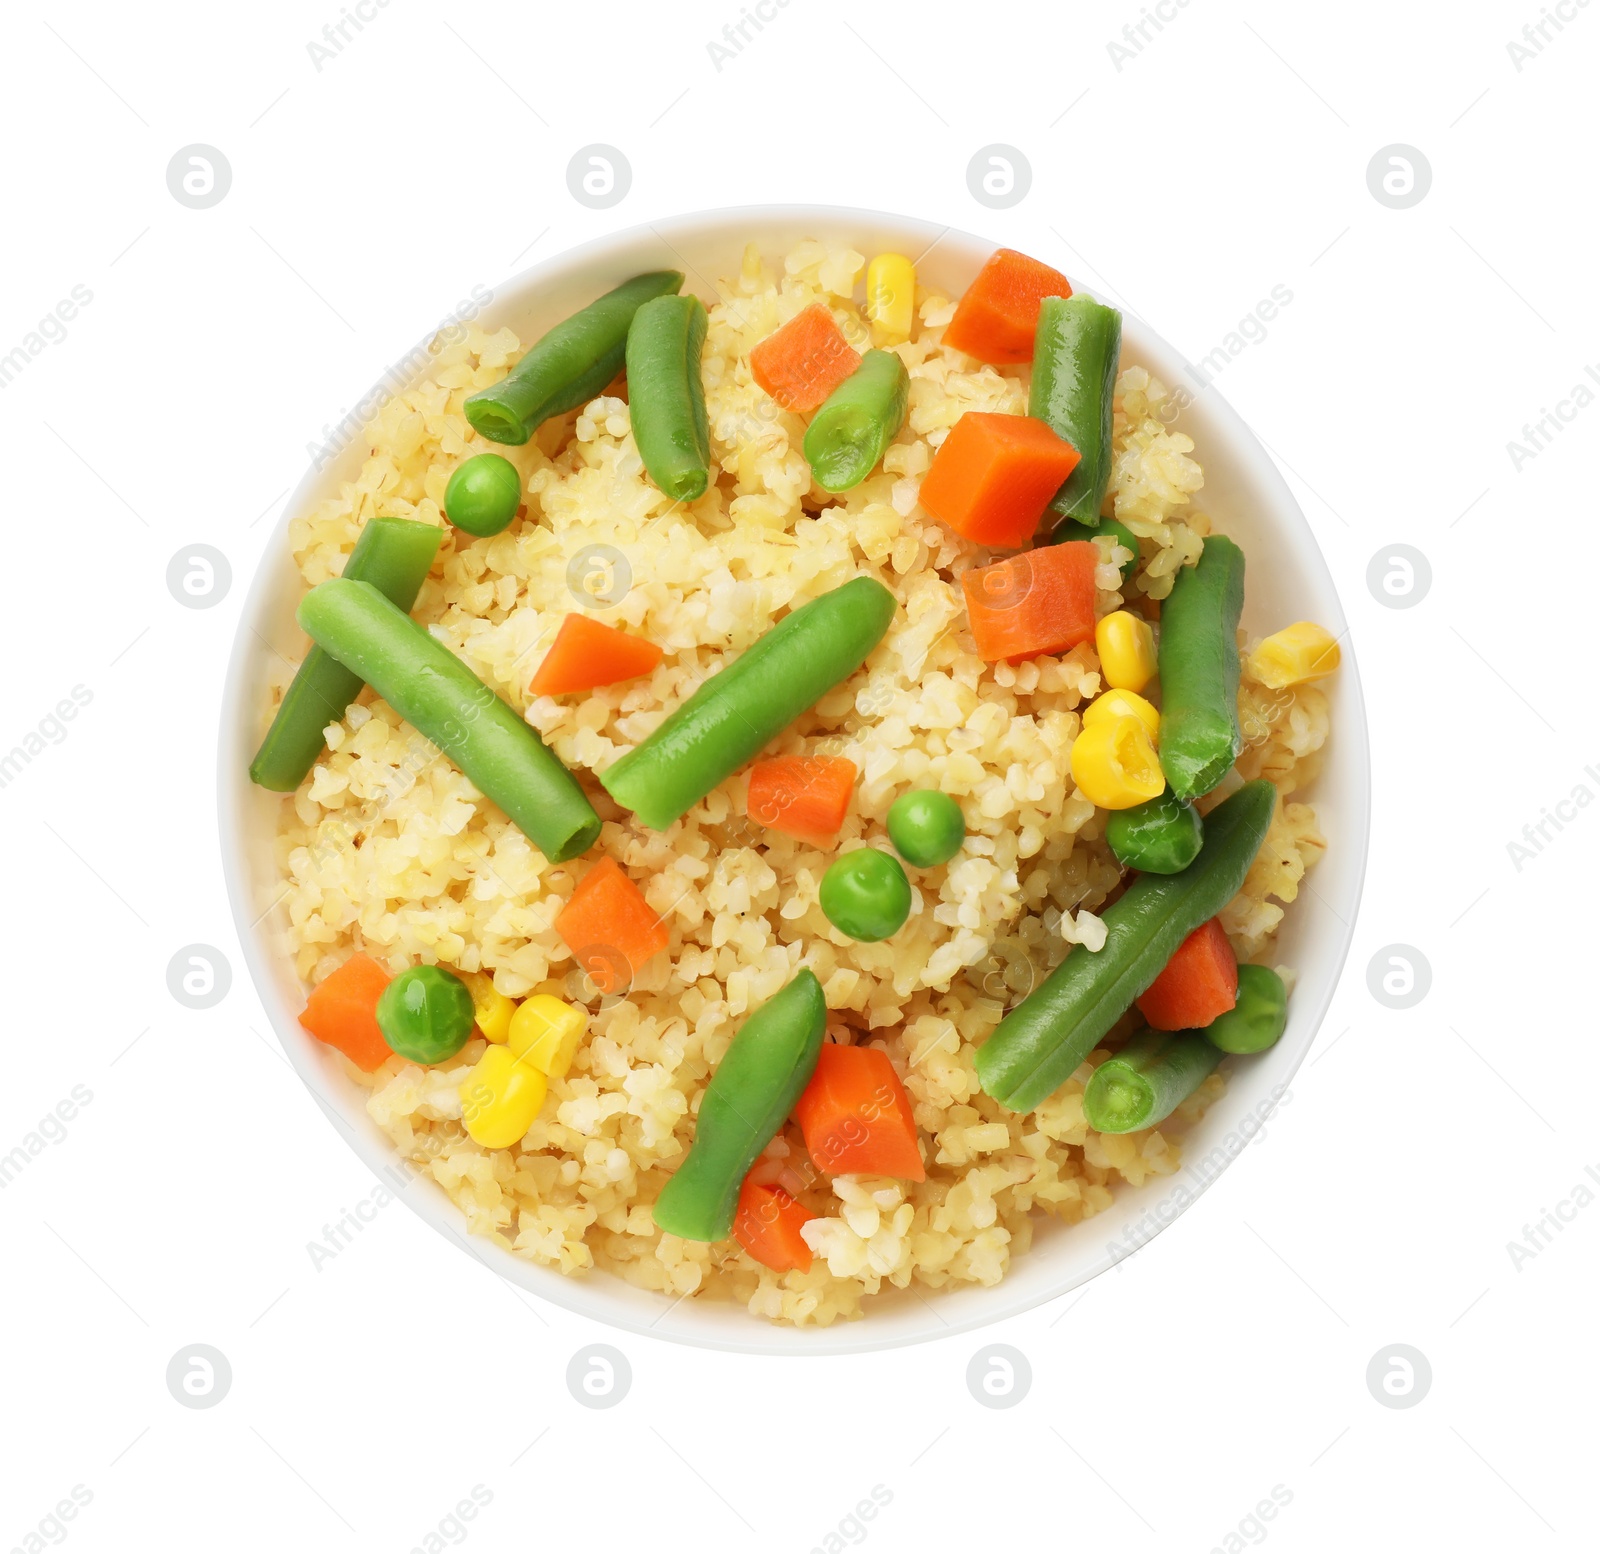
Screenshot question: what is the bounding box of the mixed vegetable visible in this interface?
[260,237,1344,1283]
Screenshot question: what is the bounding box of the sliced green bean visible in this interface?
[626,294,710,502]
[1083,1029,1220,1134]
[1203,963,1288,1054]
[249,517,443,792]
[974,778,1274,1113]
[1030,295,1122,524]
[1158,535,1246,801]
[297,579,600,862]
[802,348,909,493]
[651,969,826,1242]
[464,270,683,445]
[1106,792,1203,874]
[601,577,896,830]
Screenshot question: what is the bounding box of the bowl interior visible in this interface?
[220,205,1370,1354]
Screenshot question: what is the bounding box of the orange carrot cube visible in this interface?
[962,542,1098,662]
[298,953,394,1072]
[1137,919,1239,1031]
[746,755,857,848]
[750,303,861,413]
[919,412,1081,549]
[795,1044,925,1181]
[944,247,1072,364]
[555,857,669,997]
[530,614,663,697]
[733,1174,816,1273]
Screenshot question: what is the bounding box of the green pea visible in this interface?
[376,966,476,1063]
[1202,964,1288,1054]
[1052,515,1140,584]
[820,848,912,942]
[1106,792,1204,874]
[887,789,965,868]
[445,454,523,537]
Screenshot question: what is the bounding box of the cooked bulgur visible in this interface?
[267,240,1329,1325]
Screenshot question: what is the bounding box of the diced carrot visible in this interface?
[962,541,1098,662]
[795,1044,925,1181]
[919,412,1081,549]
[750,302,862,413]
[746,755,858,848]
[1137,919,1239,1031]
[555,856,669,996]
[733,1173,815,1273]
[944,247,1072,364]
[298,953,394,1072]
[529,614,663,697]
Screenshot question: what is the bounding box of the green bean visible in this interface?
[626,294,710,502]
[297,579,600,862]
[249,517,443,792]
[651,969,826,1242]
[1158,535,1246,801]
[601,577,896,830]
[1106,792,1203,874]
[1030,295,1122,524]
[1203,963,1288,1054]
[463,270,683,445]
[620,294,710,502]
[1053,515,1140,584]
[974,778,1274,1113]
[1082,1029,1221,1134]
[802,348,910,493]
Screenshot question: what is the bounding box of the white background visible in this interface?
[1,1,1594,1550]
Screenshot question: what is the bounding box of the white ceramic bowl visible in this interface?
[220,205,1370,1354]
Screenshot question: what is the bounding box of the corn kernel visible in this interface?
[460,1046,546,1149]
[1095,610,1158,693]
[1247,622,1341,689]
[866,253,915,346]
[508,994,588,1078]
[461,970,514,1043]
[1070,716,1165,809]
[1082,688,1160,744]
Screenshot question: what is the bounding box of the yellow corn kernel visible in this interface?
[866,253,915,346]
[1247,622,1341,689]
[1082,688,1160,744]
[508,994,588,1078]
[1070,716,1165,809]
[1095,610,1158,693]
[461,971,514,1044]
[460,1045,547,1150]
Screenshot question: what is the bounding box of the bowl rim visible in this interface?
[219,202,1371,1355]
